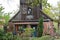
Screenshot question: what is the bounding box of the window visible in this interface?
[26,7,34,20]
[27,7,32,15]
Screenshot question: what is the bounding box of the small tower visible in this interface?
[20,0,34,20]
[20,0,33,14]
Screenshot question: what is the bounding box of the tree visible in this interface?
[0,5,11,25]
[4,13,11,25]
[51,2,60,30]
[28,0,51,9]
[37,17,44,37]
[55,2,60,30]
[0,5,4,25]
[0,5,4,16]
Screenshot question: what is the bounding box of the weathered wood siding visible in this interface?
[11,6,52,21]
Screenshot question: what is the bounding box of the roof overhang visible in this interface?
[10,19,52,23]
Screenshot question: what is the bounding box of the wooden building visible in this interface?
[9,0,54,36]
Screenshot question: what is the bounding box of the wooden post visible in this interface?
[8,22,14,32]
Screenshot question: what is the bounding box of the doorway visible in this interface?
[31,25,37,37]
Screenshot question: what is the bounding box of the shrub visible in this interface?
[24,28,34,37]
[56,29,60,38]
[37,17,44,37]
[39,35,54,40]
[0,29,5,40]
[0,29,22,40]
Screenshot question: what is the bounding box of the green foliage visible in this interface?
[50,2,60,22]
[37,17,44,37]
[24,28,34,37]
[0,5,4,17]
[0,29,58,40]
[30,0,51,8]
[56,29,60,35]
[0,29,22,40]
[3,32,13,40]
[0,5,4,25]
[0,5,11,25]
[0,6,4,17]
[39,35,54,40]
[4,13,10,25]
[30,35,54,40]
[0,29,5,39]
[0,21,4,24]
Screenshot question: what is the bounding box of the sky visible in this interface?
[0,0,19,13]
[0,0,60,13]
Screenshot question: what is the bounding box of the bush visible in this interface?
[0,29,22,40]
[37,17,44,37]
[31,35,54,40]
[55,29,60,38]
[0,29,6,40]
[24,28,34,37]
[4,32,13,40]
[39,35,54,40]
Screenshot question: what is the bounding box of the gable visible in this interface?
[9,6,53,22]
[9,11,21,22]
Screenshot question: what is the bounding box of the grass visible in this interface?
[55,39,60,40]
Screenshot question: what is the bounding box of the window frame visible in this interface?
[27,7,32,15]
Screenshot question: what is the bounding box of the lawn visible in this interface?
[55,39,60,40]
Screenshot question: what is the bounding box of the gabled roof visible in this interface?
[9,10,20,22]
[9,9,53,22]
[40,9,53,21]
